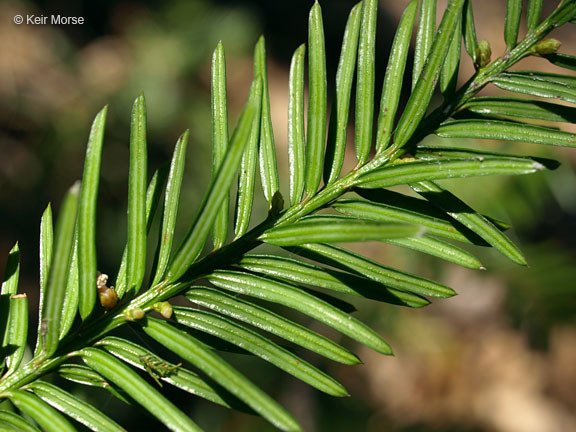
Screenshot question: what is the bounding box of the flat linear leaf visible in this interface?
[237,255,429,308]
[234,79,262,238]
[504,0,522,49]
[526,0,542,32]
[436,119,576,147]
[126,95,148,295]
[35,205,53,356]
[186,286,360,364]
[78,106,106,320]
[29,381,125,432]
[186,287,355,349]
[0,410,41,432]
[414,146,560,170]
[0,243,20,368]
[0,303,7,375]
[288,44,306,204]
[142,317,301,432]
[355,0,377,163]
[80,348,201,432]
[5,294,28,376]
[325,2,361,183]
[551,0,576,27]
[413,0,436,89]
[152,131,189,286]
[59,234,78,340]
[7,390,75,432]
[43,183,79,357]
[174,327,250,355]
[167,78,262,282]
[57,364,130,403]
[492,72,576,104]
[116,168,167,297]
[395,0,465,148]
[544,53,576,71]
[356,157,544,189]
[143,169,168,227]
[462,0,478,61]
[211,42,229,250]
[384,236,484,269]
[255,36,280,204]
[305,1,327,198]
[288,243,456,298]
[376,0,417,152]
[440,9,462,95]
[260,216,422,246]
[207,270,393,355]
[57,364,111,388]
[1,249,23,373]
[173,307,348,397]
[301,288,357,313]
[504,71,576,87]
[1,243,19,295]
[411,181,527,265]
[352,188,512,233]
[96,337,240,410]
[335,196,488,245]
[459,97,576,123]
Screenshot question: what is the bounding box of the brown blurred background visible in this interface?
[1,0,575,431]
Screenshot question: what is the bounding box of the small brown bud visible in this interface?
[96,272,118,310]
[99,288,119,310]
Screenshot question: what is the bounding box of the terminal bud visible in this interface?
[475,40,492,69]
[153,301,173,319]
[530,38,561,56]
